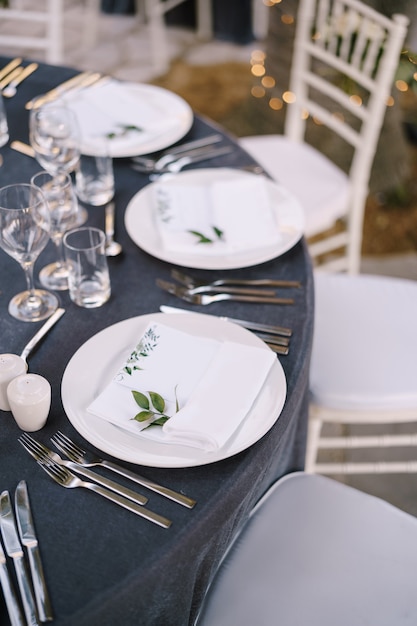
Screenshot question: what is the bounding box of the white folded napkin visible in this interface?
[87,321,276,452]
[63,81,177,150]
[153,175,282,255]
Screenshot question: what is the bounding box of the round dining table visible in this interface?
[0,56,314,625]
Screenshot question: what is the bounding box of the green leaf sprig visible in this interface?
[107,124,143,140]
[131,388,179,429]
[188,225,224,244]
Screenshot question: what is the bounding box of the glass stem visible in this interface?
[22,261,41,308]
[54,234,65,268]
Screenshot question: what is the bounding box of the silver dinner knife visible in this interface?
[160,305,293,337]
[0,491,39,626]
[0,539,25,626]
[15,481,53,622]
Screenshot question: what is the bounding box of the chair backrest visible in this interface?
[0,0,101,65]
[286,0,408,273]
[0,0,64,64]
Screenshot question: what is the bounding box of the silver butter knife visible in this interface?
[0,539,25,626]
[0,491,39,626]
[20,308,65,366]
[15,481,53,622]
[160,305,292,337]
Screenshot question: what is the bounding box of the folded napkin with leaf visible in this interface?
[87,322,276,452]
[63,80,177,149]
[153,175,282,255]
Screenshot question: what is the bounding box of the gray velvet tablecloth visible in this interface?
[0,57,314,625]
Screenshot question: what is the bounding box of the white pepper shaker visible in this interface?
[7,374,51,431]
[0,354,27,411]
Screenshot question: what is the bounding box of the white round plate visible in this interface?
[124,168,305,270]
[66,82,193,158]
[61,313,286,468]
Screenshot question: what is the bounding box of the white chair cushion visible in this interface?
[310,273,417,411]
[197,472,417,626]
[239,135,351,236]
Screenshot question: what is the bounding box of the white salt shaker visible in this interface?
[0,354,27,411]
[7,373,51,431]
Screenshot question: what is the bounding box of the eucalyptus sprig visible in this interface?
[131,388,179,429]
[107,123,142,140]
[188,225,224,244]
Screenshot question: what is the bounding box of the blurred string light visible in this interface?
[250,3,415,120]
[249,5,297,115]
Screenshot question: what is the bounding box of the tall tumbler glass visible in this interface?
[63,226,111,308]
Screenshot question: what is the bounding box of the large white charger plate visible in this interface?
[61,313,286,468]
[124,168,305,270]
[65,82,193,158]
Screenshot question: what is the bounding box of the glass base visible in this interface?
[9,289,59,322]
[39,262,69,291]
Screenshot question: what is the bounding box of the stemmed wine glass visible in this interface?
[29,103,87,224]
[0,183,59,322]
[31,171,79,291]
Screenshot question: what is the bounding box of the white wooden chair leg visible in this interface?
[145,0,170,75]
[46,0,63,64]
[196,0,212,40]
[82,0,101,51]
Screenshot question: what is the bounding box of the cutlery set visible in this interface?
[0,59,38,98]
[171,269,302,290]
[25,71,104,110]
[18,432,196,528]
[157,274,297,304]
[131,134,223,172]
[156,270,301,355]
[0,480,52,625]
[4,427,198,621]
[131,142,234,177]
[157,278,295,306]
[51,431,195,508]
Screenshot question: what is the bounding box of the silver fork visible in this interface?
[171,269,302,289]
[131,134,223,171]
[37,461,171,528]
[156,279,294,306]
[166,283,276,297]
[18,433,148,507]
[131,144,231,175]
[152,146,233,178]
[51,431,196,508]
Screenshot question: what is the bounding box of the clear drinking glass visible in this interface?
[63,226,111,308]
[31,171,79,291]
[0,183,59,322]
[29,104,81,174]
[75,138,115,206]
[29,103,87,225]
